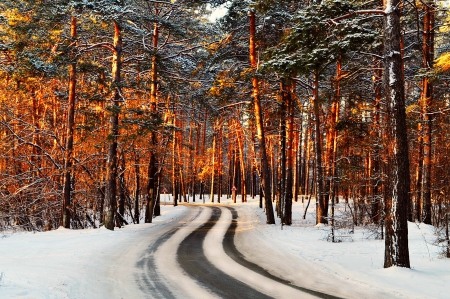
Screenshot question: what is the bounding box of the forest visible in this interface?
[0,0,449,268]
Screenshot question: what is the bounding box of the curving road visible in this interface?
[137,205,343,299]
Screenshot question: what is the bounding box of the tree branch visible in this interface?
[330,10,386,24]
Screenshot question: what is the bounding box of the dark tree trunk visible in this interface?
[134,153,140,224]
[171,103,178,207]
[210,128,216,203]
[62,16,77,229]
[312,73,327,224]
[283,79,294,225]
[383,1,411,268]
[145,21,159,223]
[218,125,222,203]
[249,11,275,224]
[421,2,434,225]
[236,121,247,202]
[118,150,126,226]
[372,56,383,225]
[103,21,122,231]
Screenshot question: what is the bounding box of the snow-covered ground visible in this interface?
[0,195,449,299]
[232,197,450,299]
[0,206,190,299]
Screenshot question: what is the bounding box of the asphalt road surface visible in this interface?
[137,205,343,299]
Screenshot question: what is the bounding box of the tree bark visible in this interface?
[372,56,383,224]
[172,106,178,207]
[134,152,140,224]
[235,120,247,202]
[118,149,126,226]
[145,20,159,223]
[283,79,294,225]
[421,2,434,225]
[312,73,327,224]
[383,0,411,268]
[62,16,77,229]
[249,10,275,224]
[210,127,216,203]
[103,21,122,231]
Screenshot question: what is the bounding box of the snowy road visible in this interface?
[2,200,448,298]
[139,204,342,299]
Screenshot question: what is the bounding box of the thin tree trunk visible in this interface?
[372,56,383,224]
[236,120,247,202]
[193,119,200,202]
[62,16,77,229]
[283,79,294,225]
[172,104,178,207]
[421,2,434,225]
[118,149,126,226]
[294,116,301,202]
[210,127,216,203]
[312,73,327,224]
[329,59,341,205]
[446,213,450,258]
[134,152,140,224]
[303,118,311,196]
[278,114,286,218]
[415,129,423,222]
[218,125,222,203]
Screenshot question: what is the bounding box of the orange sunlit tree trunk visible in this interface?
[62,16,77,229]
[249,10,275,224]
[103,21,122,231]
[145,19,160,223]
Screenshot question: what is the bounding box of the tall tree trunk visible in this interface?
[283,79,294,225]
[172,106,178,206]
[329,60,341,231]
[415,128,423,222]
[62,16,77,229]
[312,73,327,224]
[326,59,341,217]
[235,120,247,202]
[199,111,207,202]
[278,102,286,218]
[383,0,411,268]
[372,56,383,224]
[188,117,194,201]
[421,2,434,225]
[192,119,200,202]
[177,114,187,203]
[217,125,222,203]
[103,21,122,230]
[210,127,216,203]
[294,110,301,202]
[249,11,275,224]
[302,117,311,196]
[145,20,159,223]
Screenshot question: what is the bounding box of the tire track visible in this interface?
[136,207,203,299]
[223,207,344,299]
[177,206,272,299]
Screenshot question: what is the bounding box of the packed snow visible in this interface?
[0,195,449,298]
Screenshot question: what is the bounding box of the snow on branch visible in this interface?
[330,10,386,24]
